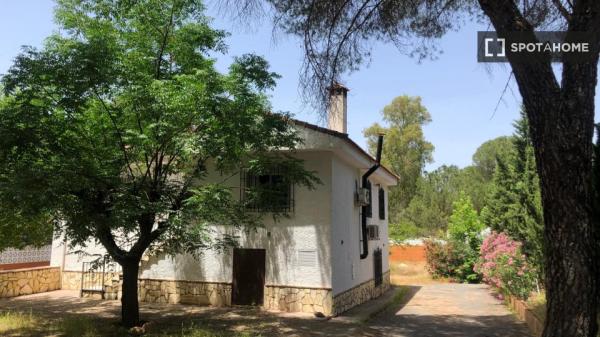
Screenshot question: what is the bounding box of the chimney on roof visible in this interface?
[327,83,348,134]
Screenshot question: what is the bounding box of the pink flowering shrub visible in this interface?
[475,231,536,300]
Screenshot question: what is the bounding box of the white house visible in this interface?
[50,84,398,316]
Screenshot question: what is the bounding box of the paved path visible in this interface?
[370,283,531,337]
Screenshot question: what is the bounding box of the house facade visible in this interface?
[50,85,398,315]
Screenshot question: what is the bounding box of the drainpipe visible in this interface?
[360,134,383,260]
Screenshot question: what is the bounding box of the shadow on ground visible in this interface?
[371,313,529,337]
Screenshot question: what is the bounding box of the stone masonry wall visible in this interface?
[138,279,231,306]
[63,272,231,305]
[263,285,333,315]
[332,271,390,315]
[0,267,60,298]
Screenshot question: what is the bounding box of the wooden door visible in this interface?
[232,248,266,305]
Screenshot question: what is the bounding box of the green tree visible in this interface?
[398,165,463,237]
[482,112,544,276]
[472,137,514,182]
[447,193,484,245]
[363,95,434,224]
[0,0,318,327]
[446,193,483,283]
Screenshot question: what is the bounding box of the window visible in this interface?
[241,168,293,212]
[378,187,385,220]
[367,225,379,240]
[364,180,372,217]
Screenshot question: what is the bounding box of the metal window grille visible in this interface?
[378,187,385,220]
[240,167,294,212]
[373,248,383,286]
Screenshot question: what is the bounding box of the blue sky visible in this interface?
[0,1,538,171]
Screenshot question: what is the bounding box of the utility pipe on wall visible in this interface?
[360,134,383,260]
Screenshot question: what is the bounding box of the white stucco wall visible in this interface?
[329,154,390,295]
[139,151,333,288]
[52,150,334,289]
[49,125,395,293]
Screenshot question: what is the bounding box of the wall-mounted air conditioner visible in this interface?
[355,187,370,206]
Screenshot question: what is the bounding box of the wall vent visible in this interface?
[297,250,317,267]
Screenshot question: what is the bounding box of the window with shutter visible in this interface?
[365,180,372,218]
[378,187,385,220]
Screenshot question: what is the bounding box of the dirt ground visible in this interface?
[0,290,379,337]
[389,260,446,285]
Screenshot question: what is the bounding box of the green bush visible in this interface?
[424,240,481,283]
[424,194,483,283]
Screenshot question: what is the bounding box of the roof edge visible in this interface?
[289,118,400,182]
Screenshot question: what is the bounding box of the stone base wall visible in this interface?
[59,270,390,317]
[332,271,390,315]
[138,279,231,306]
[263,285,333,315]
[62,271,231,305]
[0,267,60,298]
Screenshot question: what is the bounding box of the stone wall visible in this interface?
[0,267,60,298]
[63,272,230,305]
[332,271,390,315]
[263,285,333,315]
[138,279,231,306]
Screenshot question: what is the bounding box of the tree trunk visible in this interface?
[120,259,140,328]
[476,1,600,336]
[535,98,599,337]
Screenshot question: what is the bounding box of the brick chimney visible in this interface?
[327,83,349,133]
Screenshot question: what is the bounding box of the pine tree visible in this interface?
[481,110,544,276]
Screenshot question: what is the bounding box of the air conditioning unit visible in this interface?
[355,188,370,206]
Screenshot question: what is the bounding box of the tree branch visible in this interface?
[93,90,136,180]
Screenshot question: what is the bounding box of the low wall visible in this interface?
[264,285,332,315]
[389,245,426,262]
[138,279,231,306]
[0,266,60,298]
[332,271,391,315]
[507,295,544,337]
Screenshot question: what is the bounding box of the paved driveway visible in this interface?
[370,284,531,337]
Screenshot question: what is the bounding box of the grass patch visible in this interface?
[0,311,36,334]
[360,286,410,323]
[526,292,546,322]
[0,311,261,337]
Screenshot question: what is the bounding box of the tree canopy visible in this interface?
[0,0,318,327]
[363,95,433,224]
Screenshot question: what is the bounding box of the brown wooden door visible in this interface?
[232,248,266,305]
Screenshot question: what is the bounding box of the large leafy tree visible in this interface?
[0,0,318,327]
[363,95,433,224]
[228,1,600,335]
